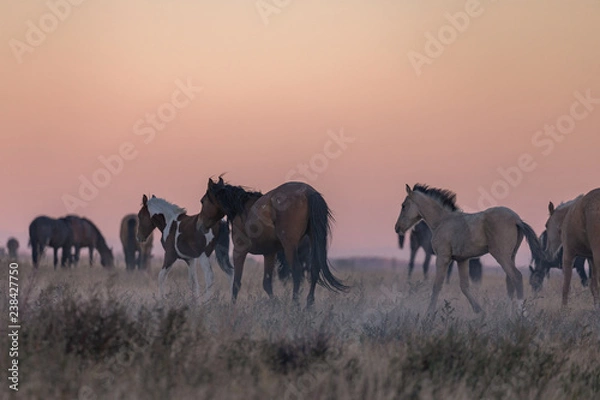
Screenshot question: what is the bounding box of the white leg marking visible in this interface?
[199,253,215,301]
[158,268,170,299]
[188,258,201,300]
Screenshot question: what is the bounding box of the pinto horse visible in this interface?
[197,178,347,307]
[136,195,233,300]
[120,214,154,270]
[395,184,545,315]
[29,216,73,269]
[64,215,114,268]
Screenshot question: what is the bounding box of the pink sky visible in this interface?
[1,0,599,266]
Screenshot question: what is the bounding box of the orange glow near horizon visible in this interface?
[1,0,599,265]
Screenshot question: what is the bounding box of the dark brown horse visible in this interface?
[548,189,600,307]
[64,215,114,268]
[398,221,482,283]
[29,216,73,269]
[197,178,347,307]
[120,214,154,270]
[7,237,19,262]
[137,195,233,300]
[528,229,588,292]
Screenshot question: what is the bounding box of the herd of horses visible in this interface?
[26,214,156,271]
[15,178,600,313]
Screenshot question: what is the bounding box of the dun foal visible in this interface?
[395,184,545,315]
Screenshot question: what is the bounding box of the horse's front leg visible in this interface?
[158,251,178,299]
[263,253,275,298]
[427,254,451,314]
[198,253,215,301]
[232,249,247,303]
[458,259,482,313]
[53,247,59,270]
[562,249,575,307]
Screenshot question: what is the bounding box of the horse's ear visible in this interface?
[218,176,224,185]
[405,184,413,195]
[142,195,148,205]
[548,201,555,215]
[208,178,214,188]
[151,194,156,199]
[529,265,534,273]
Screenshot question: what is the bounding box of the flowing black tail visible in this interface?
[517,221,547,266]
[307,191,348,292]
[215,220,234,276]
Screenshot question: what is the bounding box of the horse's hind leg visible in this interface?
[262,253,275,299]
[422,252,432,280]
[282,244,301,305]
[458,260,482,313]
[446,262,453,284]
[575,258,588,287]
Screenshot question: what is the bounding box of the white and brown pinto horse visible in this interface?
[136,195,233,301]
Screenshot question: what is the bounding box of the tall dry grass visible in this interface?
[1,257,599,400]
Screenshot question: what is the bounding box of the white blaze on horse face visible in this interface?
[205,228,215,245]
[147,197,186,242]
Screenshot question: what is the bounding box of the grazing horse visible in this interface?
[136,195,233,300]
[543,189,600,307]
[120,214,154,270]
[64,216,114,268]
[29,216,73,269]
[197,177,347,307]
[394,184,545,314]
[398,221,482,283]
[528,227,589,292]
[7,237,19,262]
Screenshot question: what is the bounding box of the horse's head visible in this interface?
[545,201,568,262]
[528,259,546,292]
[197,178,227,232]
[100,246,115,268]
[137,195,156,242]
[395,184,422,234]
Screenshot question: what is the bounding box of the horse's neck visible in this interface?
[416,197,451,230]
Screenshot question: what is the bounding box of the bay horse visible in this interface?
[120,214,154,270]
[64,215,114,268]
[394,184,545,314]
[29,216,73,269]
[197,177,347,307]
[7,237,19,262]
[136,194,233,300]
[398,221,483,283]
[545,189,600,307]
[528,227,589,292]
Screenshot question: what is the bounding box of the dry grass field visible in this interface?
[1,256,600,400]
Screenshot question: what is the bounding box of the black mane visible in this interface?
[208,178,263,221]
[413,184,459,211]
